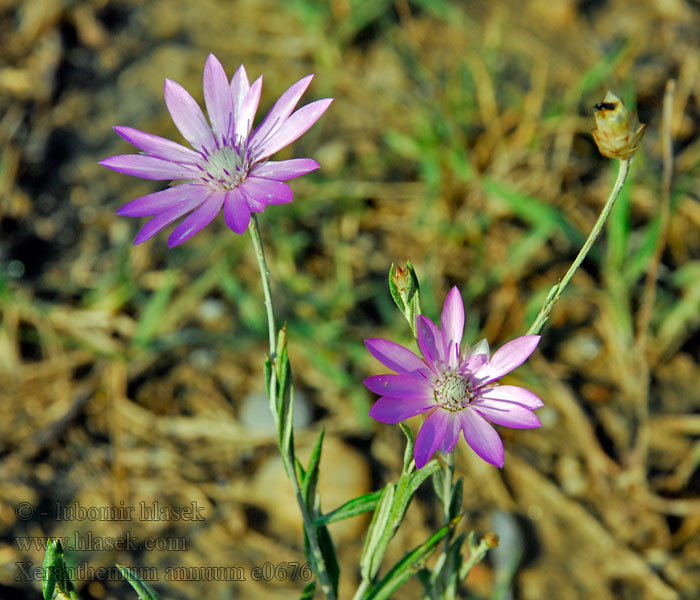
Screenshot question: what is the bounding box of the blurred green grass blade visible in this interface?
[606,167,632,272]
[482,177,583,244]
[624,216,662,286]
[491,223,551,283]
[132,270,178,348]
[411,0,472,24]
[545,42,627,117]
[656,261,700,356]
[117,564,160,600]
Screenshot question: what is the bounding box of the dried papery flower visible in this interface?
[101,54,332,247]
[365,287,543,468]
[591,91,646,160]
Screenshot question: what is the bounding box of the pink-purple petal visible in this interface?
[364,338,430,377]
[473,401,541,429]
[474,335,541,383]
[415,409,450,469]
[249,158,320,181]
[440,286,465,368]
[459,410,505,467]
[240,177,292,205]
[235,76,262,141]
[462,353,488,374]
[99,155,201,180]
[113,126,201,163]
[240,186,266,212]
[416,315,445,369]
[164,78,215,151]
[167,192,224,248]
[250,74,314,149]
[363,374,434,400]
[253,98,333,161]
[116,184,205,217]
[439,413,462,454]
[223,188,251,234]
[479,385,544,410]
[203,54,234,142]
[133,191,208,245]
[230,65,250,122]
[368,396,435,424]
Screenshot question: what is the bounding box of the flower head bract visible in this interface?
[365,287,543,468]
[100,54,332,247]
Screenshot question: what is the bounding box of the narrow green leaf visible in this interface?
[276,347,294,456]
[364,459,440,583]
[295,456,306,483]
[264,357,272,401]
[360,483,396,580]
[316,524,340,597]
[399,423,415,474]
[117,564,160,600]
[313,490,383,526]
[366,519,458,600]
[299,580,316,600]
[448,478,463,520]
[278,382,296,458]
[432,468,446,506]
[406,460,441,500]
[301,428,325,506]
[388,264,406,313]
[277,346,291,409]
[42,539,59,600]
[42,539,79,600]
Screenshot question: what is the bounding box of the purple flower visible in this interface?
[364,287,542,468]
[100,54,332,247]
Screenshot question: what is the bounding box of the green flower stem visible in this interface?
[438,450,457,600]
[458,533,496,582]
[527,158,631,335]
[432,452,456,599]
[249,215,277,359]
[352,578,370,600]
[248,216,337,600]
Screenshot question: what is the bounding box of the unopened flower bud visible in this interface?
[591,91,646,160]
[390,264,412,296]
[483,531,500,549]
[388,262,421,337]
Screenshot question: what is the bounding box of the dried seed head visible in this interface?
[591,91,646,160]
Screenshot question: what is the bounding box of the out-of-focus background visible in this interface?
[1,0,699,598]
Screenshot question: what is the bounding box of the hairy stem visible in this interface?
[527,158,631,335]
[441,452,456,600]
[248,216,337,600]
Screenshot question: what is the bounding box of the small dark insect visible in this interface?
[593,102,618,111]
[591,91,646,159]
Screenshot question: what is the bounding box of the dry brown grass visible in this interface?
[1,0,700,598]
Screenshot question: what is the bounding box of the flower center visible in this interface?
[434,372,474,412]
[197,142,251,191]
